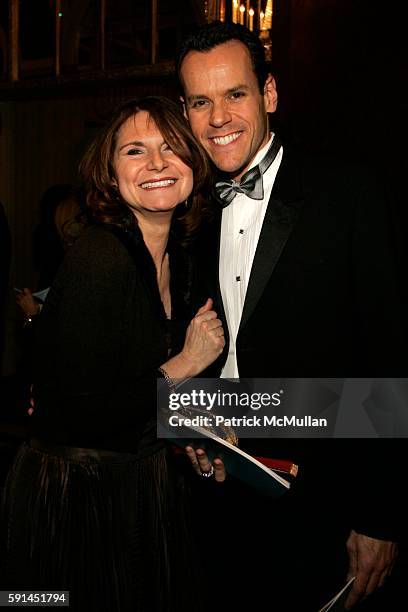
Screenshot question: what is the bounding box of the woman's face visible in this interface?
[113,111,193,219]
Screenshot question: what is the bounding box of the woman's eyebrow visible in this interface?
[118,140,145,151]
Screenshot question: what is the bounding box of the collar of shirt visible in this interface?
[221,132,283,231]
[248,132,275,170]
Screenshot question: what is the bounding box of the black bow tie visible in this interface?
[214,135,282,207]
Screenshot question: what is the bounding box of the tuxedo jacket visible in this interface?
[195,146,406,541]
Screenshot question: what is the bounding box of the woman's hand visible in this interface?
[160,297,224,382]
[185,446,226,482]
[180,298,225,376]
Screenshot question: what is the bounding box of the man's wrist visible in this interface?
[23,303,43,328]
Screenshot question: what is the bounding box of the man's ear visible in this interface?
[264,74,278,113]
[180,95,188,120]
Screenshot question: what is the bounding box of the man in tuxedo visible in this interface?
[176,22,404,611]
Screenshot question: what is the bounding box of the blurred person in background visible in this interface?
[14,187,85,410]
[16,184,83,326]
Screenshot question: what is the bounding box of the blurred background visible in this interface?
[0,0,407,413]
[1,0,407,288]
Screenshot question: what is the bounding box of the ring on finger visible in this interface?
[201,465,214,478]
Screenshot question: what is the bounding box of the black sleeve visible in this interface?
[33,228,167,450]
[346,171,406,542]
[350,169,407,375]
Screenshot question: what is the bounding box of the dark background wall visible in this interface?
[0,0,406,288]
[272,0,407,292]
[0,77,179,289]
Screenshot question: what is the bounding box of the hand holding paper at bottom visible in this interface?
[15,287,50,301]
[318,577,355,612]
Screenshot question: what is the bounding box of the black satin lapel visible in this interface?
[239,147,305,332]
[240,196,303,331]
[215,215,227,326]
[214,213,230,364]
[200,210,226,322]
[204,209,229,352]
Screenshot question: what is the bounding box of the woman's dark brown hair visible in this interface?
[79,96,211,239]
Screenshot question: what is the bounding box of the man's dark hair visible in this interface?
[176,21,270,94]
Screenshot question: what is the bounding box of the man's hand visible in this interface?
[185,446,226,482]
[345,529,397,609]
[16,288,40,317]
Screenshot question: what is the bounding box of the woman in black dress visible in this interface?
[2,97,224,611]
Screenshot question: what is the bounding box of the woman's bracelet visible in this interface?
[157,366,176,393]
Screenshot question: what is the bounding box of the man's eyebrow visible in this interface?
[187,84,250,104]
[225,84,250,94]
[186,94,209,104]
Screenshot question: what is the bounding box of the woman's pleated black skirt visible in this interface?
[2,440,198,612]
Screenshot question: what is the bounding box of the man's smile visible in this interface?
[209,131,243,146]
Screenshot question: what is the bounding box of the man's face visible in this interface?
[180,40,277,180]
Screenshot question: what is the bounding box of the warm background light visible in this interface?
[248,7,254,31]
[239,3,245,25]
[263,0,273,30]
[233,0,239,23]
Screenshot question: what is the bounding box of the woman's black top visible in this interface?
[31,223,193,453]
